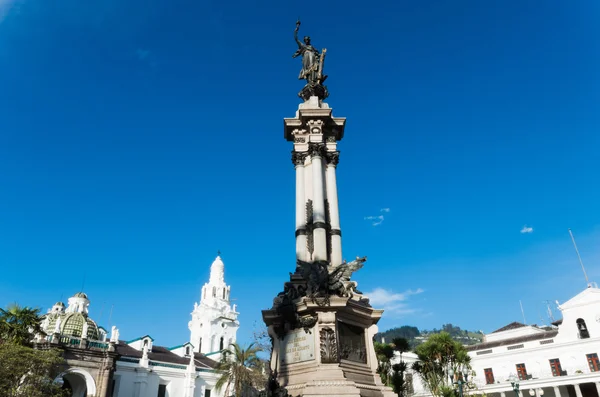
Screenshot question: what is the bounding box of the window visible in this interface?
[198,338,202,352]
[484,368,495,385]
[516,363,527,380]
[223,289,226,299]
[587,353,600,372]
[577,319,590,339]
[185,346,190,356]
[205,390,211,397]
[157,384,167,397]
[219,337,224,350]
[549,359,563,376]
[212,287,216,297]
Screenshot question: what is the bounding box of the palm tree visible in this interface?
[390,338,411,397]
[0,304,41,345]
[412,332,471,397]
[215,342,264,397]
[392,337,410,359]
[374,342,395,385]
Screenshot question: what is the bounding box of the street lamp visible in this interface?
[529,389,545,397]
[509,375,520,397]
[448,365,470,397]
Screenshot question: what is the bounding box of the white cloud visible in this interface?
[364,208,389,226]
[364,215,384,226]
[363,287,424,315]
[520,225,534,234]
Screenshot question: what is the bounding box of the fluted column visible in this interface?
[293,151,307,261]
[310,143,327,261]
[325,151,342,266]
[574,384,583,397]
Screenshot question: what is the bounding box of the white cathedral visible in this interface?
[36,255,239,397]
[189,255,239,357]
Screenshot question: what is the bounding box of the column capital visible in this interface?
[308,142,326,158]
[291,151,308,166]
[326,151,340,166]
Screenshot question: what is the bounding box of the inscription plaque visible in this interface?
[280,328,315,365]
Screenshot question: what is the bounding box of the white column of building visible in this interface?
[310,144,327,261]
[185,353,196,397]
[293,152,307,262]
[500,392,506,397]
[574,384,583,397]
[554,387,562,397]
[325,151,342,266]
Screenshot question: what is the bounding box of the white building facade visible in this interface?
[389,287,600,397]
[467,286,600,397]
[38,255,238,397]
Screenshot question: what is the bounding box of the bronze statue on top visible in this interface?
[293,20,329,101]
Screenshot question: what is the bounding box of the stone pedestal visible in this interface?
[263,285,395,397]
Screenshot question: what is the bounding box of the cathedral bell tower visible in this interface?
[188,255,239,355]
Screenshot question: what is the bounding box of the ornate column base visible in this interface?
[263,282,395,397]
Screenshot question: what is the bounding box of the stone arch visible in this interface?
[55,368,97,397]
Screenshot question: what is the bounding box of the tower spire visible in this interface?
[189,255,239,354]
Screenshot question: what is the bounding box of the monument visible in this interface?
[261,21,396,397]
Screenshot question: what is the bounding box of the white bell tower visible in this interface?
[188,255,239,355]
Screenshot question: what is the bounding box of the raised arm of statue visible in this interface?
[294,20,303,49]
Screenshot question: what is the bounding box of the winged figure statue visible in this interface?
[296,256,366,302]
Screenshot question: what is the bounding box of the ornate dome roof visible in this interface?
[54,302,65,307]
[47,313,99,340]
[73,292,88,299]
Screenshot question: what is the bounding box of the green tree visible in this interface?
[411,332,471,397]
[374,342,395,385]
[0,304,42,345]
[392,337,410,358]
[215,342,265,397]
[390,337,411,397]
[0,341,66,397]
[391,361,408,397]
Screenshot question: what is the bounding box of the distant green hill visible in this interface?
[374,324,484,350]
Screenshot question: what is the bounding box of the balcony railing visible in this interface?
[52,334,110,350]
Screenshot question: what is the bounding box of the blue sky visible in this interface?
[1,0,599,347]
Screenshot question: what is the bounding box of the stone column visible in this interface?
[554,386,562,397]
[500,392,506,397]
[574,384,583,397]
[595,383,600,397]
[309,143,327,262]
[98,366,112,397]
[325,150,342,266]
[293,151,307,262]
